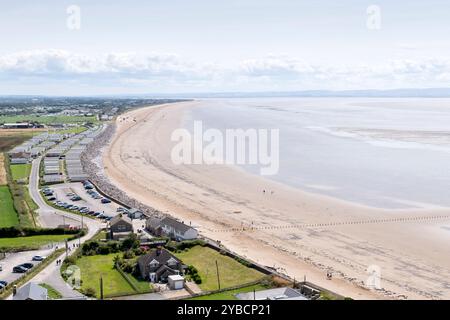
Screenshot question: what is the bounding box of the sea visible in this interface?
[182,97,450,209]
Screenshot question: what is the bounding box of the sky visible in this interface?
[0,0,450,95]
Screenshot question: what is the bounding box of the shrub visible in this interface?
[83,287,96,297]
[121,233,140,251]
[98,245,111,255]
[122,250,135,259]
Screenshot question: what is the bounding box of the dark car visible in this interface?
[13,266,28,273]
[101,198,111,204]
[0,280,8,287]
[84,184,94,190]
[20,263,34,269]
[71,196,82,201]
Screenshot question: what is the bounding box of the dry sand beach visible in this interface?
[103,100,450,300]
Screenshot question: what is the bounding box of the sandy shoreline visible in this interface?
[103,100,450,300]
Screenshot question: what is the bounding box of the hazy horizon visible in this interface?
[1,1,450,95]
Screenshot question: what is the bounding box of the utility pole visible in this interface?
[100,276,104,300]
[215,260,221,290]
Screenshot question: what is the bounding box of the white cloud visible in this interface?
[0,49,449,93]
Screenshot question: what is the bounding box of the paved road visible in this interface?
[5,157,104,299]
[0,247,55,284]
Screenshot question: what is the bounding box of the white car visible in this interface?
[32,255,45,261]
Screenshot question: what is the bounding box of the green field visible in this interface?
[0,115,97,124]
[0,185,19,227]
[175,246,265,291]
[54,126,88,135]
[0,234,71,251]
[189,283,269,300]
[75,254,136,298]
[10,164,31,181]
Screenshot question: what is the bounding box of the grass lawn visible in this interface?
[189,283,270,300]
[39,283,63,299]
[75,254,135,298]
[91,231,108,241]
[175,246,265,291]
[0,234,71,251]
[0,185,19,227]
[10,164,31,181]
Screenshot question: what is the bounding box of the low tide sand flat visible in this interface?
[104,100,450,300]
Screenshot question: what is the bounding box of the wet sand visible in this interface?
[103,100,450,300]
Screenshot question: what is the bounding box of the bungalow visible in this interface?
[13,282,48,300]
[146,216,198,241]
[137,247,183,283]
[160,217,198,241]
[109,214,133,240]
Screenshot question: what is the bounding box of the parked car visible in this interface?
[0,280,8,289]
[101,198,111,204]
[88,211,95,215]
[20,263,34,270]
[13,266,28,273]
[32,255,45,261]
[71,206,79,211]
[84,184,94,190]
[71,196,82,201]
[47,196,56,201]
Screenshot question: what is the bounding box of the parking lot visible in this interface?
[42,181,124,222]
[0,247,56,287]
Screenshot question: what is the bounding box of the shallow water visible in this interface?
[182,98,450,209]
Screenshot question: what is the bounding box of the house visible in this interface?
[146,217,163,236]
[159,217,198,241]
[235,287,308,301]
[13,282,48,300]
[127,208,144,219]
[109,214,133,240]
[168,274,185,290]
[137,247,183,283]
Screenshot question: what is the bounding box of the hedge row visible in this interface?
[0,226,81,238]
